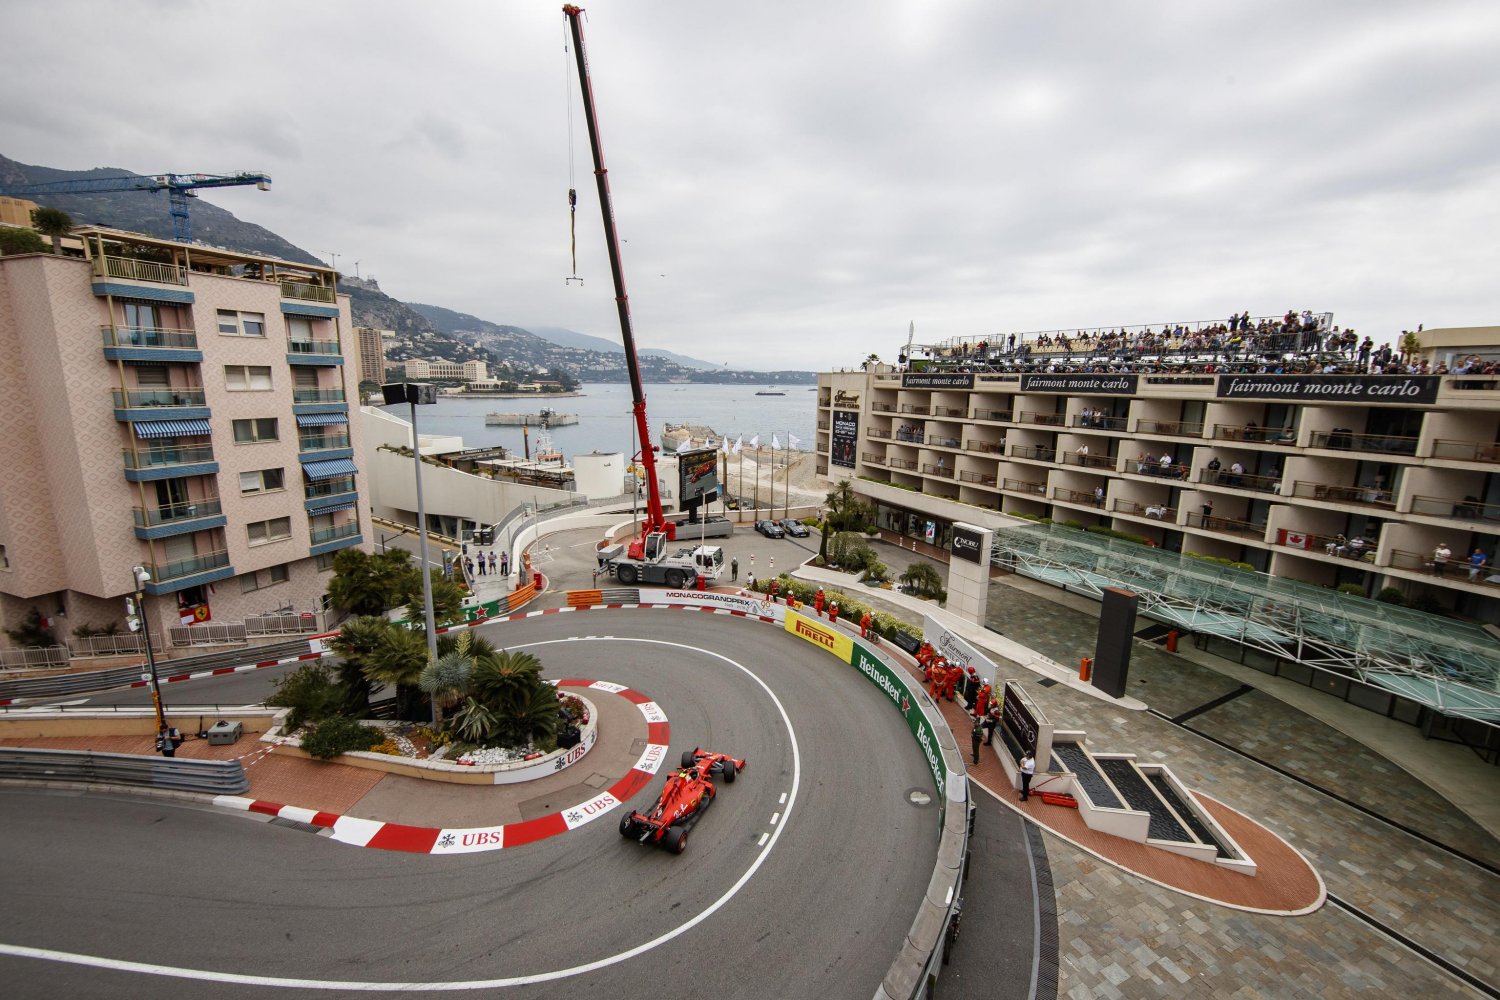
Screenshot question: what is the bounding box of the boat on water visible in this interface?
[755,386,785,396]
[485,407,578,428]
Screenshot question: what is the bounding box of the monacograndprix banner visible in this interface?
[661,590,785,620]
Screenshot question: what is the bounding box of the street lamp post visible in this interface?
[383,382,440,672]
[130,565,173,756]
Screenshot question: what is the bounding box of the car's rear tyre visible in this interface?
[664,825,688,854]
[681,750,698,768]
[720,760,736,783]
[616,564,638,585]
[619,814,639,838]
[665,569,685,589]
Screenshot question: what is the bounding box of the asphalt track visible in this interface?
[0,610,941,999]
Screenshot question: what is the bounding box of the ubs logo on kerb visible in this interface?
[951,528,983,564]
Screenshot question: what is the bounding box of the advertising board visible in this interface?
[677,447,720,510]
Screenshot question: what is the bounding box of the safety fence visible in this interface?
[0,645,71,670]
[0,746,250,795]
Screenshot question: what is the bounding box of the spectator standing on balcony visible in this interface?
[1348,536,1367,559]
[1159,453,1174,474]
[1094,485,1105,507]
[1228,461,1245,487]
[1207,456,1222,482]
[1469,549,1489,581]
[1201,498,1214,527]
[1433,543,1452,576]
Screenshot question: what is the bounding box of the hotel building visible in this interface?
[817,320,1500,744]
[0,227,366,647]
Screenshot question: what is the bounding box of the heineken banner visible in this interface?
[849,641,950,801]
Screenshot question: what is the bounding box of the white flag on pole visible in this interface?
[732,436,742,454]
[787,433,801,450]
[749,435,759,449]
[771,434,781,450]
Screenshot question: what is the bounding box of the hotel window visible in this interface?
[225,365,273,391]
[218,310,266,337]
[239,468,285,495]
[123,301,160,332]
[315,552,337,572]
[0,544,8,570]
[232,418,279,443]
[247,517,292,546]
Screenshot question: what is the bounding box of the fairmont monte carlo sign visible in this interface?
[1215,374,1440,404]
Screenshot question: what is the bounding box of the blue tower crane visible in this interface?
[0,171,272,243]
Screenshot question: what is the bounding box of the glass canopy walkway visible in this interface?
[990,522,1500,724]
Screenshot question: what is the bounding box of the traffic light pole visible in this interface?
[131,566,172,755]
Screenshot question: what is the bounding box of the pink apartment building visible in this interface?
[0,227,367,650]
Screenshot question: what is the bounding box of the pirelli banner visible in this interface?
[784,609,961,806]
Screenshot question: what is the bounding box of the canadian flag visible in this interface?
[1283,531,1311,549]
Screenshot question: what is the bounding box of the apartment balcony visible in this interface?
[309,521,362,557]
[899,403,931,415]
[867,428,891,440]
[1134,418,1204,438]
[1008,444,1056,463]
[1001,478,1047,496]
[1183,512,1267,538]
[1070,414,1127,431]
[1408,494,1500,524]
[1052,486,1104,507]
[139,549,233,595]
[111,387,210,422]
[1112,498,1175,521]
[971,408,1012,422]
[1287,481,1396,511]
[1430,438,1500,463]
[1197,468,1282,495]
[1307,429,1419,457]
[888,457,918,471]
[91,255,194,304]
[963,439,1005,455]
[305,477,358,514]
[292,387,349,415]
[871,402,897,413]
[921,463,955,479]
[281,281,336,303]
[958,470,997,487]
[286,339,344,366]
[297,433,353,462]
[122,444,218,482]
[862,452,887,467]
[1017,411,1065,427]
[1211,424,1297,446]
[100,325,201,363]
[132,497,226,540]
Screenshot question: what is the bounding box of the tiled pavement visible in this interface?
[808,542,1500,999]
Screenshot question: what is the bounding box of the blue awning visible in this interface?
[296,413,349,428]
[302,458,359,480]
[134,419,212,439]
[316,502,358,514]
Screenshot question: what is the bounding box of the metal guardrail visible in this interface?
[0,637,315,701]
[0,746,249,794]
[0,645,71,670]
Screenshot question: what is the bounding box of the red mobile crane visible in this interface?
[565,5,724,588]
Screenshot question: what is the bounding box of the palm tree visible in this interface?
[862,353,881,371]
[328,615,389,716]
[364,625,430,720]
[450,697,500,744]
[471,648,543,709]
[407,570,467,627]
[494,682,562,747]
[420,650,473,725]
[30,207,73,255]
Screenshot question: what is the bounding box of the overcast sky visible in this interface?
[6,1,1498,369]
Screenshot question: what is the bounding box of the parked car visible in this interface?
[670,514,734,538]
[778,518,810,538]
[754,519,786,538]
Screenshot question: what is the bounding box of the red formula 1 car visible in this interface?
[619,748,747,854]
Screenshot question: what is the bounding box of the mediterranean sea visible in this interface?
[376,382,818,462]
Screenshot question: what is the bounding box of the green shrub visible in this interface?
[1336,583,1366,596]
[300,716,381,759]
[1375,587,1407,605]
[1408,593,1447,615]
[899,562,946,600]
[71,622,121,638]
[267,662,347,732]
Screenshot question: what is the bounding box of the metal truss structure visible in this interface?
[991,522,1500,724]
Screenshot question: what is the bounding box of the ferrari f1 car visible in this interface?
[619,748,747,854]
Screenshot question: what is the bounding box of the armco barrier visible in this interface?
[0,746,250,795]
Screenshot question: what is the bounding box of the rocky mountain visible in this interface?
[526,324,718,370]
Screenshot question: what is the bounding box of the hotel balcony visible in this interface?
[1008,443,1057,463]
[921,463,955,479]
[1069,414,1128,431]
[963,439,1005,455]
[862,452,887,467]
[1408,494,1500,525]
[871,401,897,413]
[957,470,997,487]
[867,428,891,440]
[1286,480,1396,512]
[100,325,201,362]
[1112,498,1176,522]
[888,457,918,471]
[971,407,1012,423]
[1052,486,1103,507]
[1001,478,1047,497]
[1197,468,1282,495]
[927,435,962,449]
[286,339,344,366]
[132,497,226,540]
[1211,424,1297,447]
[140,549,233,595]
[899,403,931,415]
[1275,529,1375,564]
[932,404,968,418]
[1017,411,1065,427]
[1307,429,1419,457]
[894,430,926,444]
[122,443,218,482]
[292,387,349,415]
[1133,418,1204,438]
[1429,439,1500,463]
[1060,451,1116,470]
[817,419,830,431]
[111,387,209,422]
[1183,511,1267,538]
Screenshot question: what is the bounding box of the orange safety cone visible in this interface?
[1079,656,1092,682]
[1166,629,1179,653]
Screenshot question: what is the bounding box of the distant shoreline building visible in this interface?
[0,227,365,649]
[353,326,391,386]
[402,358,487,382]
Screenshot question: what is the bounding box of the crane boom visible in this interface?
[0,170,272,243]
[562,5,672,539]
